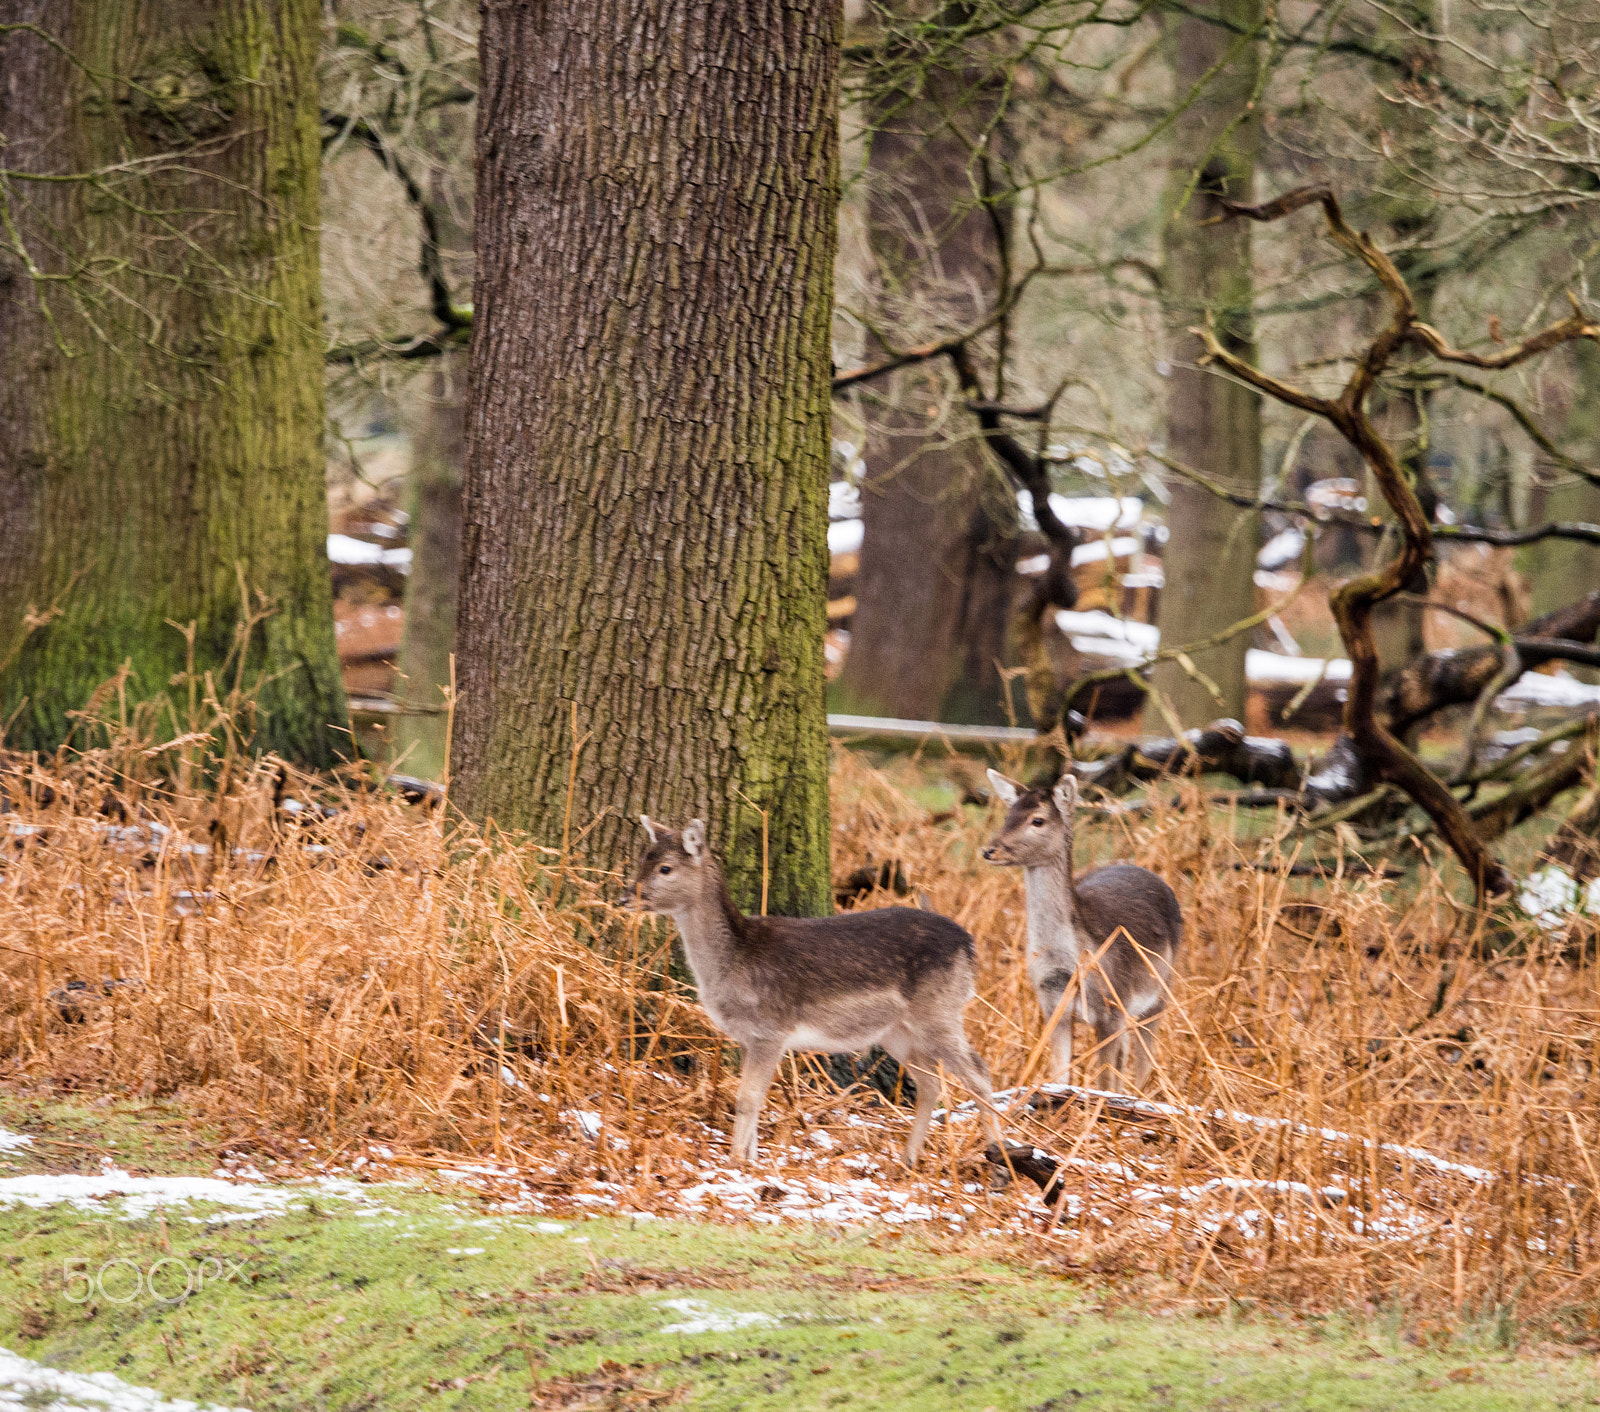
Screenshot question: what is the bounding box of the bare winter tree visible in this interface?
[1146,0,1264,729]
[1200,185,1600,899]
[451,0,840,916]
[835,6,1021,725]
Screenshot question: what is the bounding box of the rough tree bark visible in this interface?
[0,0,346,764]
[836,25,1019,725]
[454,0,838,916]
[1148,0,1264,729]
[395,358,464,781]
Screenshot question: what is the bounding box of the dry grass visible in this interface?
[2,730,1598,1346]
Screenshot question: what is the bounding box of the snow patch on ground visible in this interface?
[1519,866,1600,930]
[658,1299,778,1335]
[671,1170,941,1227]
[0,1169,372,1222]
[0,1347,250,1412]
[0,1130,31,1154]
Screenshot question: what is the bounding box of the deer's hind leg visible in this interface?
[1091,1011,1130,1094]
[897,1031,1003,1164]
[1127,1012,1163,1092]
[879,1031,939,1167]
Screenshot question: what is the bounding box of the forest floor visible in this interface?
[4,735,1599,1409]
[3,1094,1599,1412]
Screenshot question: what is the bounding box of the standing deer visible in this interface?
[622,816,1002,1165]
[983,771,1181,1091]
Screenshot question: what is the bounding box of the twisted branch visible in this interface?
[1192,185,1600,901]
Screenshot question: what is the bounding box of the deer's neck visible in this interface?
[1022,855,1080,967]
[666,866,745,989]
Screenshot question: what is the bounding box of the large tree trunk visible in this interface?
[835,31,1020,726]
[1147,0,1263,730]
[395,359,465,781]
[454,0,838,917]
[0,0,346,765]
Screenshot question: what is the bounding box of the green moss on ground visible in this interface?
[0,1094,224,1180]
[5,1199,1597,1411]
[2,1097,1597,1412]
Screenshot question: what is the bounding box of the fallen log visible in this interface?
[1297,592,1600,811]
[1467,740,1592,842]
[1380,591,1600,739]
[1076,718,1300,795]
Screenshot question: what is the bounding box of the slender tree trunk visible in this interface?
[0,0,346,764]
[838,390,1019,724]
[454,0,839,916]
[1524,343,1600,682]
[1367,0,1439,675]
[395,359,464,780]
[835,34,1020,726]
[1148,0,1263,730]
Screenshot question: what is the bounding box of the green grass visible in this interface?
[3,1096,1598,1411]
[5,1197,1598,1411]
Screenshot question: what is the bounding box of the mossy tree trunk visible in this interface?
[835,38,1020,726]
[0,0,346,764]
[1147,0,1263,730]
[454,0,839,916]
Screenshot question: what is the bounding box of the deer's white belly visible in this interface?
[785,1022,887,1053]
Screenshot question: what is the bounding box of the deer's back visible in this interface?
[740,906,975,1000]
[1074,863,1182,960]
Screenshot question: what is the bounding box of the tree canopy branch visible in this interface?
[1204,184,1523,900]
[322,111,471,336]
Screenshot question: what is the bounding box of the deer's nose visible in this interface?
[981,846,996,860]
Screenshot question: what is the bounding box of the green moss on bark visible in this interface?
[0,0,346,766]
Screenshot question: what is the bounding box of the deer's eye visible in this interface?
[1031,816,1046,827]
[657,864,673,875]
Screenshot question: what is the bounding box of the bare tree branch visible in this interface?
[325,326,469,366]
[1199,184,1561,901]
[322,111,471,334]
[831,334,974,393]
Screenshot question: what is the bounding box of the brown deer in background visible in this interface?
[984,772,1182,1092]
[622,817,1002,1165]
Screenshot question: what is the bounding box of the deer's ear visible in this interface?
[1052,774,1079,820]
[986,769,1022,807]
[682,819,706,860]
[640,814,659,844]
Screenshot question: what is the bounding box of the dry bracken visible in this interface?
[1,731,1597,1343]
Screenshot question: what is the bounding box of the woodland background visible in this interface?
[4,5,1600,1380]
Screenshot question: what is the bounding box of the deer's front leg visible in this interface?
[1037,975,1075,1084]
[1049,1017,1074,1084]
[730,1039,784,1163]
